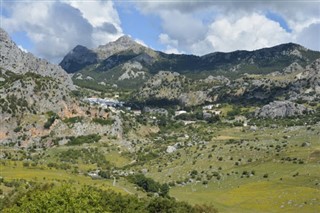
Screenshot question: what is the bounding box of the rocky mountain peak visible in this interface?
[0,27,77,134]
[0,28,11,44]
[0,28,74,89]
[59,45,98,73]
[279,42,303,49]
[73,45,89,52]
[279,43,307,57]
[95,35,145,61]
[60,34,152,73]
[114,35,136,46]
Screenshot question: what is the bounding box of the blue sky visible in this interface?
[115,2,164,51]
[266,11,292,33]
[1,0,319,63]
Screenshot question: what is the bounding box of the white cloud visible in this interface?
[136,1,210,14]
[18,45,28,53]
[134,38,148,47]
[156,12,210,55]
[2,0,319,63]
[266,2,320,34]
[155,12,294,55]
[189,39,213,56]
[3,1,93,63]
[206,13,292,52]
[65,1,121,28]
[135,1,320,54]
[2,0,123,63]
[164,46,184,54]
[65,1,123,47]
[296,22,320,51]
[160,10,207,46]
[159,33,178,47]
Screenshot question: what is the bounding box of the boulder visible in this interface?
[255,101,312,118]
[166,146,176,153]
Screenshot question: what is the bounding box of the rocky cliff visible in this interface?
[255,101,312,118]
[0,28,80,145]
[0,28,127,149]
[60,35,157,74]
[59,45,98,73]
[0,28,74,90]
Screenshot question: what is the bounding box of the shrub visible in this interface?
[67,134,101,146]
[44,112,58,129]
[98,170,111,179]
[22,162,29,167]
[2,184,210,212]
[92,118,114,126]
[127,174,169,197]
[190,170,198,176]
[63,116,83,124]
[13,126,22,133]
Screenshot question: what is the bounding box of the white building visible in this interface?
[203,105,214,110]
[212,110,221,115]
[132,110,141,115]
[175,110,187,116]
[84,97,123,108]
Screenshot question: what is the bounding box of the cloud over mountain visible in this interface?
[1,0,319,62]
[135,0,320,54]
[2,0,123,63]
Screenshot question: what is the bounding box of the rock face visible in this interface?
[0,28,80,145]
[273,58,320,102]
[136,71,186,101]
[293,59,320,95]
[118,62,145,80]
[0,28,77,118]
[283,62,303,74]
[59,45,98,73]
[60,35,152,73]
[166,146,176,153]
[0,28,74,90]
[255,101,312,118]
[179,91,208,107]
[96,35,148,60]
[0,28,76,115]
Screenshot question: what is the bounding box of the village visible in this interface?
[82,97,252,127]
[83,97,229,123]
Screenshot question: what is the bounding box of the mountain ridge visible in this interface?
[61,36,320,91]
[0,28,81,144]
[60,35,319,76]
[60,35,154,73]
[0,28,74,90]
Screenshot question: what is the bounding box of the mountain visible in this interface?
[0,28,124,150]
[132,57,320,107]
[60,37,320,90]
[59,45,98,73]
[0,28,76,116]
[0,28,80,144]
[95,35,157,60]
[2,28,320,213]
[0,28,74,90]
[60,35,157,74]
